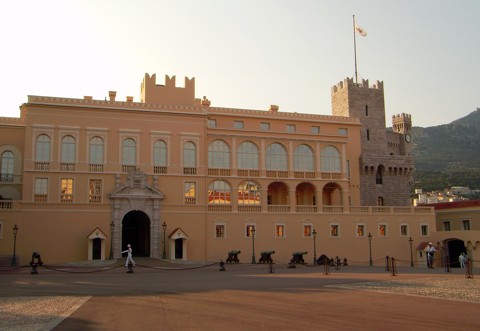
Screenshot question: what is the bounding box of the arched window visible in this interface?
[89,136,104,164]
[153,140,167,166]
[266,143,287,170]
[61,135,76,163]
[208,180,231,204]
[183,141,196,168]
[35,134,51,162]
[1,151,14,181]
[122,138,136,165]
[376,165,383,185]
[320,146,341,173]
[294,144,314,171]
[208,140,230,168]
[237,141,259,169]
[238,181,260,205]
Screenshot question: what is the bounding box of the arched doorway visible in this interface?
[446,239,466,268]
[122,210,151,257]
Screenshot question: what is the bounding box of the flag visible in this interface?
[355,24,367,37]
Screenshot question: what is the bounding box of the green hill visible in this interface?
[410,108,480,191]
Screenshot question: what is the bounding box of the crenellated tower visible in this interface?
[331,78,414,206]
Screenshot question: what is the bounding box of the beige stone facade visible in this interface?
[0,73,437,265]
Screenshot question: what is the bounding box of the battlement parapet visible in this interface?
[0,115,25,126]
[141,73,195,105]
[332,77,384,93]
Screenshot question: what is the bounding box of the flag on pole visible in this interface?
[355,24,367,37]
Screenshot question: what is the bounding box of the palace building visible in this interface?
[0,73,437,265]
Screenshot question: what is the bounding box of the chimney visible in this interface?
[126,96,134,102]
[84,96,93,101]
[269,105,279,112]
[109,91,117,102]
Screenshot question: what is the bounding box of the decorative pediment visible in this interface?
[169,227,189,240]
[109,169,165,199]
[87,227,107,240]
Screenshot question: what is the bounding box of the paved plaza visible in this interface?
[1,259,479,330]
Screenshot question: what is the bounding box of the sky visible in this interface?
[1,0,478,127]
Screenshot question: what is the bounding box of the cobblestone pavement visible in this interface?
[1,262,479,330]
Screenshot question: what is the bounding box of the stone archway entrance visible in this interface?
[122,210,151,257]
[109,169,165,259]
[445,239,466,268]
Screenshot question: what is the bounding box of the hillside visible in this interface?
[410,108,480,191]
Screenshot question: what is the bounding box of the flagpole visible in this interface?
[353,15,358,85]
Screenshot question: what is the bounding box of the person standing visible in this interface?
[459,252,466,268]
[121,244,136,267]
[426,242,436,268]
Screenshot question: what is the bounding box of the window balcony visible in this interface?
[34,194,48,202]
[266,170,288,178]
[0,200,13,210]
[89,196,102,204]
[122,165,137,173]
[154,166,167,174]
[237,169,260,177]
[34,162,50,170]
[89,164,104,172]
[208,168,231,176]
[183,167,197,175]
[60,163,75,171]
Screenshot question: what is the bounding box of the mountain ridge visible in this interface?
[410,108,480,191]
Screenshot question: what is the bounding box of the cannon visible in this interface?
[259,250,275,263]
[226,250,241,263]
[290,251,308,264]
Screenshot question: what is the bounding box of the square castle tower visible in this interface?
[331,78,414,206]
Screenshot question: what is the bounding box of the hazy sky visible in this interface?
[1,0,478,127]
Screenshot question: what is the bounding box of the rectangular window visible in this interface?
[60,178,74,203]
[184,182,196,204]
[89,179,102,203]
[233,121,244,129]
[34,178,48,202]
[311,126,320,134]
[246,224,256,238]
[421,224,429,236]
[303,224,312,238]
[442,221,451,231]
[215,224,225,239]
[356,224,365,237]
[286,124,296,133]
[366,129,370,141]
[378,224,387,237]
[260,122,270,131]
[208,119,217,128]
[462,220,470,231]
[330,224,339,237]
[400,224,408,236]
[275,224,285,238]
[338,128,348,136]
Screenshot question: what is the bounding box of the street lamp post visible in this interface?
[11,224,18,267]
[409,237,414,267]
[312,229,317,264]
[251,227,256,264]
[109,221,114,259]
[368,232,373,266]
[162,221,167,259]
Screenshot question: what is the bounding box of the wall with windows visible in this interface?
[0,74,441,264]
